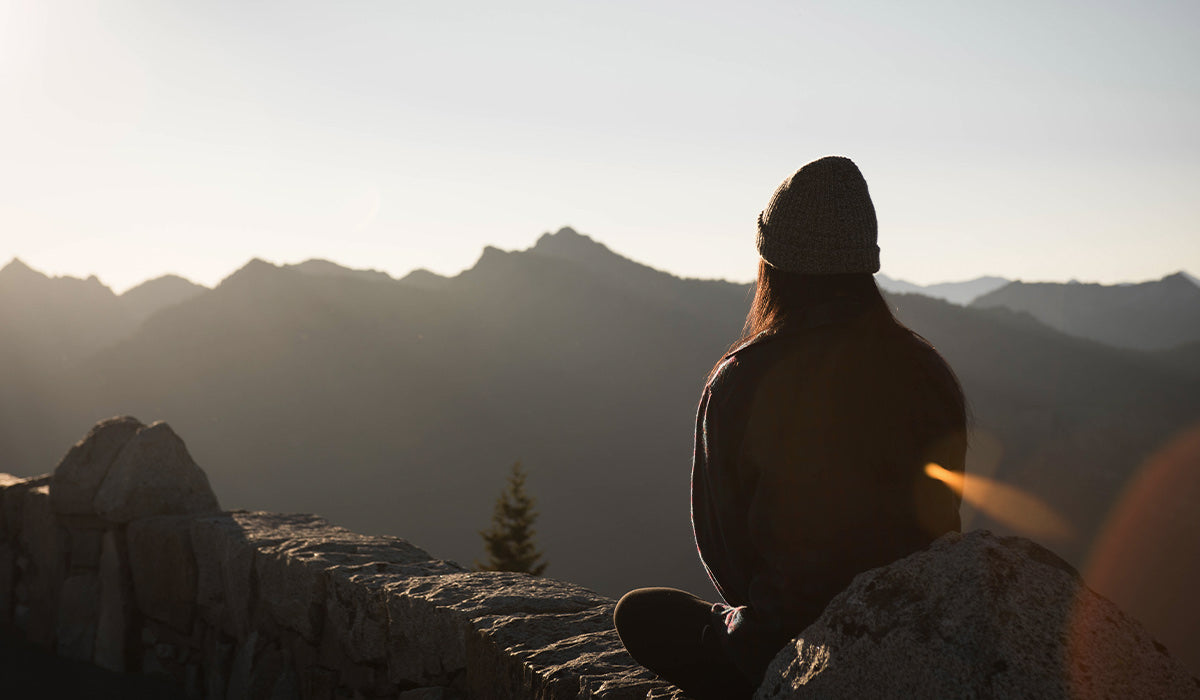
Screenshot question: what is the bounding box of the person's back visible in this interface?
[614,156,967,700]
[694,296,965,652]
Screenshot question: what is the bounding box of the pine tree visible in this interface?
[476,461,547,575]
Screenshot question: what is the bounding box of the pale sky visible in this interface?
[2,0,1197,292]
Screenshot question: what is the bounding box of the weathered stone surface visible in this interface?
[20,484,64,577]
[65,524,104,571]
[384,571,618,689]
[467,605,680,699]
[143,616,203,666]
[50,416,144,515]
[201,622,235,700]
[94,528,135,671]
[321,567,390,665]
[305,666,339,700]
[0,472,25,540]
[2,473,49,543]
[321,559,465,668]
[4,461,689,699]
[757,530,1200,700]
[255,542,328,644]
[20,483,65,648]
[246,512,460,643]
[127,515,199,632]
[247,642,289,700]
[192,514,259,637]
[193,511,347,638]
[398,689,451,700]
[226,628,260,700]
[191,510,462,645]
[93,421,220,522]
[0,541,14,626]
[56,571,101,661]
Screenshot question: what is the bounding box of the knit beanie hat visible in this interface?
[756,156,880,274]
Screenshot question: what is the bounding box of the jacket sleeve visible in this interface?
[691,356,759,609]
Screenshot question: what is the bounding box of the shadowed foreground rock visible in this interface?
[49,415,144,515]
[756,531,1200,700]
[92,420,221,522]
[1,418,685,699]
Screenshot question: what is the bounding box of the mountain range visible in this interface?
[879,269,1200,354]
[971,273,1200,351]
[2,228,1198,672]
[875,273,1009,305]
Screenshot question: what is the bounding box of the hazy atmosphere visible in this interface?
[3,1,1200,691]
[2,0,1197,291]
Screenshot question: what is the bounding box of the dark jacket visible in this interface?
[690,303,966,679]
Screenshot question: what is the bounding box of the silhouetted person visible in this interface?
[614,156,967,698]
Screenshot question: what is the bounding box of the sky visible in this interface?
[1,0,1197,293]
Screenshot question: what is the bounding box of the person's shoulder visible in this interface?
[884,325,964,404]
[896,327,956,375]
[708,330,787,395]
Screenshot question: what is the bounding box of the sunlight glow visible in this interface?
[1081,420,1200,675]
[925,462,1073,542]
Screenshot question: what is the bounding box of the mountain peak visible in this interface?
[122,273,206,296]
[535,226,596,244]
[531,227,619,263]
[0,258,113,295]
[286,259,395,284]
[0,257,45,281]
[399,268,450,291]
[539,226,583,240]
[1164,271,1199,287]
[121,274,207,321]
[217,258,287,288]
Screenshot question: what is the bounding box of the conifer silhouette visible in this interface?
[477,461,547,575]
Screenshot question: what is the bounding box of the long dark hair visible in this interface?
[741,260,892,339]
[709,261,893,381]
[712,259,969,439]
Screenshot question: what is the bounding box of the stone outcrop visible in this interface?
[0,418,684,699]
[50,415,143,515]
[92,421,221,522]
[756,531,1200,700]
[6,418,1197,699]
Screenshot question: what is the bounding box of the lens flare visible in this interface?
[925,463,1074,542]
[1081,420,1200,677]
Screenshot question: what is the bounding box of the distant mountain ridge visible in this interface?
[971,272,1200,351]
[876,274,1010,305]
[0,259,205,372]
[526,227,751,325]
[120,275,207,324]
[286,259,397,284]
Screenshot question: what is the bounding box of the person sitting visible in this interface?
[614,156,968,699]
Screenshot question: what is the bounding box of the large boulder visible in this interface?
[50,416,143,515]
[20,484,65,647]
[94,529,135,671]
[127,515,199,633]
[93,421,220,522]
[757,530,1200,700]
